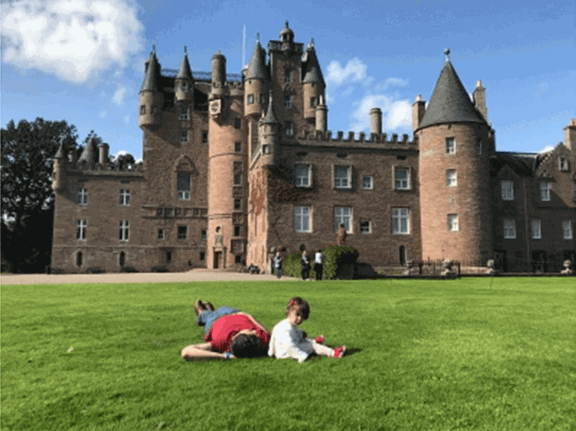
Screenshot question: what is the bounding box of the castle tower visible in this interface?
[138,48,164,130]
[260,91,280,165]
[52,140,67,192]
[175,47,194,104]
[315,95,327,132]
[77,136,98,168]
[415,51,493,264]
[302,40,325,121]
[207,51,247,269]
[245,38,268,117]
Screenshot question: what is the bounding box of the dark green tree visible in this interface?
[1,118,79,272]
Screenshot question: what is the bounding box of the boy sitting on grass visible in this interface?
[181,300,270,361]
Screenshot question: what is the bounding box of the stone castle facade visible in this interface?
[51,23,576,274]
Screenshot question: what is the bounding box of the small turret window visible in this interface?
[477,139,483,155]
[140,105,146,115]
[310,97,317,108]
[180,131,188,143]
[559,158,569,171]
[247,94,254,105]
[234,118,242,129]
[181,81,188,92]
[284,71,291,84]
[447,214,459,231]
[235,142,242,152]
[180,107,188,120]
[285,122,293,136]
[76,188,87,205]
[151,106,158,115]
[446,138,456,154]
[446,170,457,187]
[263,145,270,154]
[284,95,292,109]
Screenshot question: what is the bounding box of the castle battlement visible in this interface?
[290,130,416,149]
[68,164,144,175]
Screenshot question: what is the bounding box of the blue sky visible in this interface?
[2,0,574,160]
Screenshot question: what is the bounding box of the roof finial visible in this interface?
[184,46,187,54]
[311,38,315,47]
[285,20,289,28]
[444,48,450,62]
[152,44,156,54]
[256,32,260,43]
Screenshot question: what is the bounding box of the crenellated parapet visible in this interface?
[287,129,417,150]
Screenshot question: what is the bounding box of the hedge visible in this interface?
[281,245,359,280]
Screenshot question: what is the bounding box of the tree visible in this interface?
[1,118,78,272]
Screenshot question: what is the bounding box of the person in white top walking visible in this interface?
[268,297,347,363]
[314,249,324,281]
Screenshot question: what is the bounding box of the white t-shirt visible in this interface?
[268,318,313,362]
[315,252,324,264]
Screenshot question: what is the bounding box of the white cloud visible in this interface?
[1,0,144,83]
[113,84,127,106]
[325,58,368,87]
[99,110,106,118]
[350,95,411,133]
[124,115,130,124]
[539,145,554,153]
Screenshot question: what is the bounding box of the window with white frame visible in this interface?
[180,106,188,120]
[504,219,516,239]
[76,188,87,205]
[334,207,352,233]
[295,165,311,187]
[540,182,550,201]
[447,214,459,231]
[531,220,541,239]
[446,170,457,187]
[501,180,514,200]
[247,94,254,105]
[362,176,373,190]
[294,206,311,232]
[559,158,569,171]
[119,189,130,206]
[446,137,456,154]
[285,121,293,136]
[76,219,87,240]
[178,172,191,200]
[360,220,371,234]
[334,166,351,189]
[284,95,292,109]
[395,168,410,190]
[119,220,129,241]
[563,220,573,239]
[392,208,410,234]
[180,130,188,142]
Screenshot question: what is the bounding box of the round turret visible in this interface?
[175,47,194,104]
[245,40,268,117]
[52,142,66,192]
[259,91,280,166]
[302,42,325,120]
[280,21,294,43]
[417,57,492,264]
[139,48,164,129]
[211,51,226,86]
[315,95,327,132]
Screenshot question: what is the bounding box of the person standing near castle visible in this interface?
[336,223,347,246]
[314,249,324,281]
[301,250,311,281]
[273,251,283,279]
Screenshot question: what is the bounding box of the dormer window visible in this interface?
[559,158,569,171]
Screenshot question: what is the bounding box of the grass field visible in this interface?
[2,277,575,430]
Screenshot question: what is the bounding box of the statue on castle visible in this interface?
[336,223,347,246]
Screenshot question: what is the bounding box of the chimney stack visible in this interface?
[369,107,382,136]
[412,95,425,132]
[564,119,576,151]
[473,80,488,123]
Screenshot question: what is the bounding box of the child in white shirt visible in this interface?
[268,297,347,363]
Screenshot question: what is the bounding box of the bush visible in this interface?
[282,245,359,280]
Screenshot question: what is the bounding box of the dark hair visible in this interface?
[230,333,261,358]
[286,297,310,320]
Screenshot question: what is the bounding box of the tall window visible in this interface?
[76,251,83,266]
[446,170,457,187]
[234,118,242,129]
[446,137,456,154]
[395,168,410,190]
[119,251,125,267]
[559,158,569,171]
[504,219,516,239]
[77,188,87,205]
[119,220,129,241]
[178,172,191,200]
[202,131,208,143]
[334,207,352,233]
[119,189,130,206]
[284,95,292,109]
[180,130,188,142]
[501,180,514,200]
[285,122,293,136]
[363,176,373,190]
[447,214,459,231]
[477,139,483,155]
[392,208,410,234]
[532,220,541,239]
[76,220,87,240]
[295,165,310,187]
[540,182,550,202]
[310,97,317,108]
[234,199,241,210]
[178,226,187,240]
[294,206,311,232]
[235,141,242,152]
[563,220,573,239]
[180,107,188,120]
[181,81,188,92]
[284,71,291,84]
[334,166,351,189]
[247,94,254,105]
[158,229,164,240]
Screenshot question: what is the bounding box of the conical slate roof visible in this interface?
[246,41,268,80]
[302,45,324,85]
[418,60,486,130]
[140,50,160,92]
[261,91,278,124]
[78,137,98,165]
[176,50,194,81]
[54,137,66,158]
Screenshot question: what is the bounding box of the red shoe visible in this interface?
[333,346,347,358]
[314,335,325,344]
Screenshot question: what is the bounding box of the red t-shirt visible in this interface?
[205,313,270,352]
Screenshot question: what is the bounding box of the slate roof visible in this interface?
[176,52,194,81]
[140,51,160,92]
[490,152,542,177]
[246,41,268,80]
[302,45,324,85]
[78,137,98,165]
[418,60,487,130]
[261,92,278,124]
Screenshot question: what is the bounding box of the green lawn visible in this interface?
[2,278,575,430]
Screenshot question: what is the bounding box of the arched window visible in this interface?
[76,251,83,267]
[119,251,125,267]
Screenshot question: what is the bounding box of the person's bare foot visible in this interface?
[204,301,215,311]
[194,300,205,316]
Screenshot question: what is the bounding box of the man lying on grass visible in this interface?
[181,300,270,361]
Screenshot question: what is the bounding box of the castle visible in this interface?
[51,22,576,274]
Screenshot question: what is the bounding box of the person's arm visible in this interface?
[181,343,235,361]
[235,312,269,334]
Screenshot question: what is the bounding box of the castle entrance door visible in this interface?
[532,251,547,273]
[214,251,222,269]
[494,250,507,273]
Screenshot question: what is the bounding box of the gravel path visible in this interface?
[1,269,297,285]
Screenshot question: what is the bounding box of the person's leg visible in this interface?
[276,268,282,279]
[319,264,323,280]
[311,341,335,357]
[197,306,239,336]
